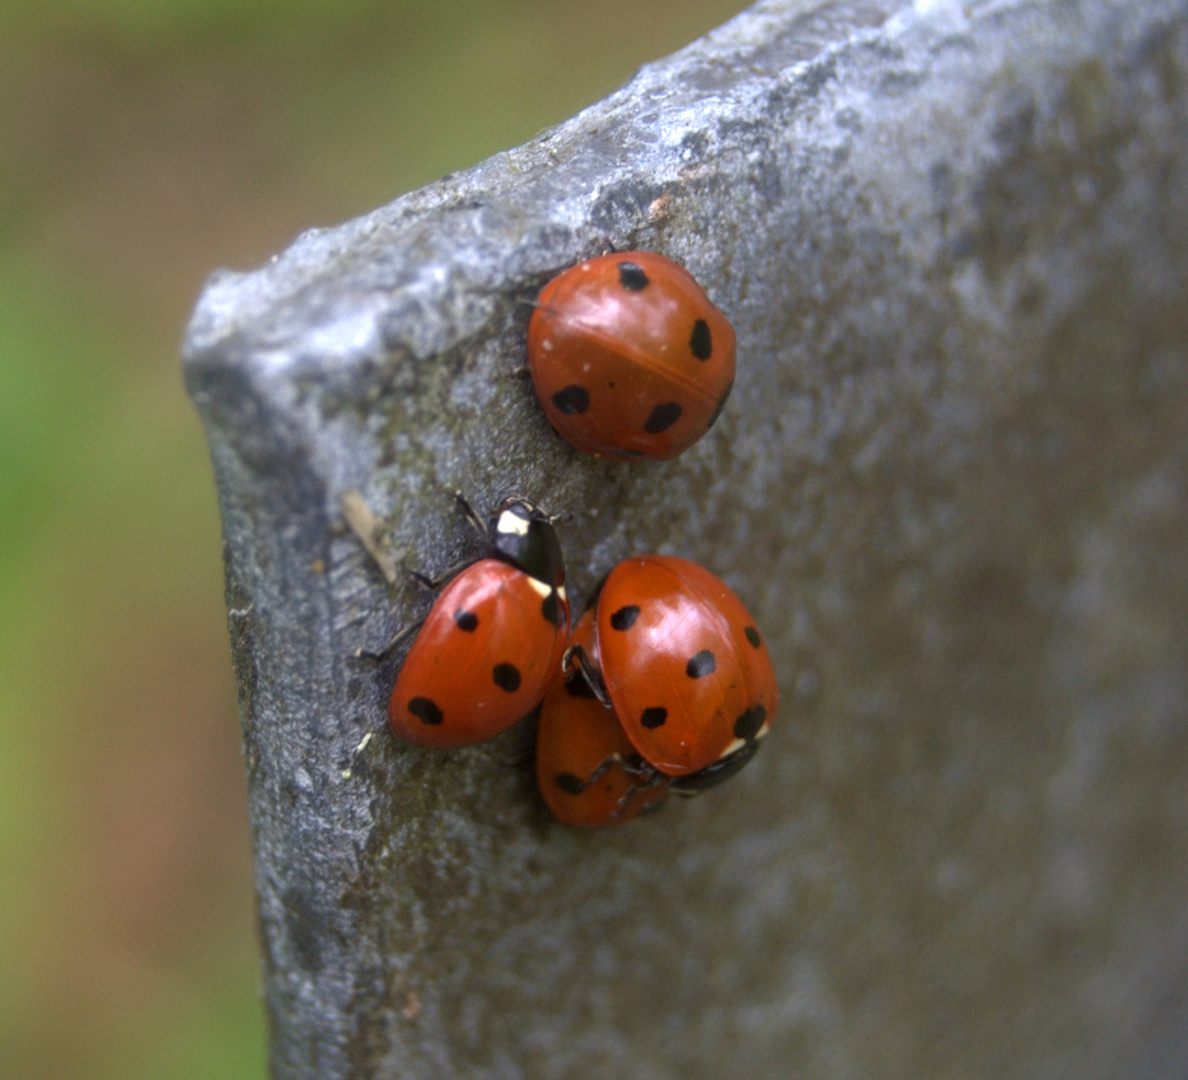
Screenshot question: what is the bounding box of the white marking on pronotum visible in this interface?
[497,508,531,536]
[719,737,746,759]
[527,578,552,599]
[557,585,567,604]
[717,721,770,759]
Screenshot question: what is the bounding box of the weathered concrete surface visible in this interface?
[184,0,1188,1076]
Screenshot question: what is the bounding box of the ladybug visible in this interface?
[366,497,570,749]
[590,556,778,777]
[539,556,778,826]
[527,251,736,460]
[535,610,670,827]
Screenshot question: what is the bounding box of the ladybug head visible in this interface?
[489,499,565,589]
[668,741,760,797]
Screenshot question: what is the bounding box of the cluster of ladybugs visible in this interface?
[366,252,778,827]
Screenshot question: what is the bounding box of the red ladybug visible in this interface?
[535,610,670,827]
[527,251,736,460]
[370,498,569,749]
[593,556,778,776]
[539,556,778,826]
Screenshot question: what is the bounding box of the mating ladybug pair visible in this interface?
[375,498,778,827]
[536,557,778,827]
[364,252,774,826]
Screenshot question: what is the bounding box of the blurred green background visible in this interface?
[0,2,748,1076]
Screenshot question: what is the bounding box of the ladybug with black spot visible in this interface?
[535,610,670,827]
[361,496,569,749]
[538,556,778,825]
[528,251,736,460]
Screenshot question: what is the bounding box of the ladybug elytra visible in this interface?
[374,497,570,750]
[528,251,736,460]
[535,610,671,827]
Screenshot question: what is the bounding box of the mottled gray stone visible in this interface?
[184,0,1188,1076]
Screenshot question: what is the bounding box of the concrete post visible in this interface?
[185,1,1188,1075]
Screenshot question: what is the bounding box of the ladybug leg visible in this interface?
[407,568,436,590]
[612,767,669,819]
[354,618,424,662]
[561,644,612,708]
[448,490,488,540]
[406,559,471,591]
[570,750,650,794]
[580,751,635,788]
[403,489,485,589]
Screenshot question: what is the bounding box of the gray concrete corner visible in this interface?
[184,0,1188,1076]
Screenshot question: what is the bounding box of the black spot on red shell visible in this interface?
[408,696,444,726]
[734,704,767,740]
[610,605,640,631]
[745,626,761,648]
[454,609,478,632]
[541,590,566,628]
[618,262,649,291]
[644,402,683,433]
[707,379,733,429]
[686,650,716,678]
[493,663,522,692]
[690,319,713,360]
[555,772,586,795]
[552,385,590,415]
[641,706,668,729]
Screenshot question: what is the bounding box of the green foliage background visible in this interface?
[0,1,747,1075]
